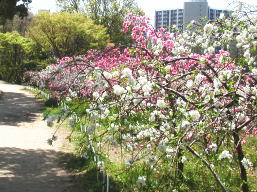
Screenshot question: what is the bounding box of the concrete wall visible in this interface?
[183,1,208,29]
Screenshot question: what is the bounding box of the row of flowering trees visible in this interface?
[25,7,257,192]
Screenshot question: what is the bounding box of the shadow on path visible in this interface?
[0,147,71,192]
[0,91,43,126]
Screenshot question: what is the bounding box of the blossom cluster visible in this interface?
[25,12,257,191]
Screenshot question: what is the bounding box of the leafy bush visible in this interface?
[0,31,45,83]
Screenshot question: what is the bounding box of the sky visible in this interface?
[29,0,257,23]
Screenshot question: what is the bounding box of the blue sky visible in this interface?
[29,0,257,22]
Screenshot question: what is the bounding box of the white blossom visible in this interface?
[231,12,238,18]
[166,148,175,154]
[207,46,215,54]
[244,50,251,59]
[92,92,99,98]
[166,148,175,158]
[209,143,217,152]
[220,70,232,80]
[138,76,148,85]
[203,95,211,104]
[237,1,243,11]
[249,25,257,33]
[237,113,245,121]
[128,77,136,86]
[113,85,126,95]
[164,65,171,72]
[69,90,77,97]
[133,83,141,91]
[133,98,141,105]
[122,68,132,78]
[103,108,110,116]
[138,69,146,76]
[241,158,253,170]
[142,82,152,93]
[194,73,204,85]
[204,23,214,34]
[180,120,190,130]
[103,71,113,79]
[188,110,201,121]
[213,79,222,89]
[219,13,225,20]
[156,99,167,109]
[190,20,196,24]
[218,150,233,160]
[186,80,194,89]
[176,98,186,106]
[252,68,257,76]
[112,71,120,77]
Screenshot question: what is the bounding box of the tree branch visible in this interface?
[186,145,228,192]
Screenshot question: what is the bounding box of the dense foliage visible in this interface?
[26,7,257,192]
[0,31,43,83]
[27,12,111,59]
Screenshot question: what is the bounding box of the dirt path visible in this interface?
[0,81,73,192]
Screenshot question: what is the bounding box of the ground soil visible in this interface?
[0,81,76,192]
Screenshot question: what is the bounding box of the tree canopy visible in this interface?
[27,11,112,59]
[57,0,144,45]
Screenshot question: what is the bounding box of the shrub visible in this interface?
[0,31,43,83]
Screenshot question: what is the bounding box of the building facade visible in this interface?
[155,0,230,31]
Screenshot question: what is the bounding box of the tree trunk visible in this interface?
[233,130,249,192]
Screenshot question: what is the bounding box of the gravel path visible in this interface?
[0,81,73,192]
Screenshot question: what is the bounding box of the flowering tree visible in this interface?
[25,7,257,192]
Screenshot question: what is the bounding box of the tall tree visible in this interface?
[57,0,144,45]
[0,0,32,26]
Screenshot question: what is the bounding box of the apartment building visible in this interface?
[155,0,230,31]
